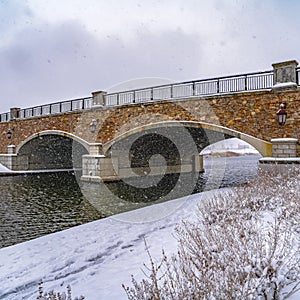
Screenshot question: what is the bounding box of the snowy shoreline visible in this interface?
[0,189,218,299]
[0,186,299,300]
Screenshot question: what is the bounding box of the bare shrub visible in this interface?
[199,167,300,226]
[35,280,85,300]
[124,168,300,299]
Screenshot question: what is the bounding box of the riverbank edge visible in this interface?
[0,182,299,300]
[0,188,226,299]
[0,169,77,176]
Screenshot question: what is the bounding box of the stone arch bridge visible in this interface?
[0,60,299,182]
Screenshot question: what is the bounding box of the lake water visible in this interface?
[0,155,261,248]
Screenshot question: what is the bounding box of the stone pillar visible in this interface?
[194,154,204,173]
[272,60,298,92]
[271,138,298,158]
[89,143,103,155]
[0,154,16,170]
[92,91,107,106]
[81,155,119,182]
[7,145,16,154]
[10,107,20,119]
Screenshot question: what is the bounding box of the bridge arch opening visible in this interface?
[200,138,261,157]
[97,121,269,201]
[103,121,271,157]
[17,131,89,170]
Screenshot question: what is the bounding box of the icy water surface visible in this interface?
[0,155,261,248]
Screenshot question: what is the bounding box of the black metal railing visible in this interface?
[18,97,93,119]
[104,70,274,106]
[0,69,275,122]
[0,97,93,122]
[0,112,10,122]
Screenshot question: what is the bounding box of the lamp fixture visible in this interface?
[6,129,12,139]
[276,103,287,126]
[90,119,98,133]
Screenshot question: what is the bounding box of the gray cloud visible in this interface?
[0,0,33,38]
[0,20,204,111]
[1,0,300,113]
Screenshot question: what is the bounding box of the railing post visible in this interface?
[150,88,153,100]
[92,91,107,106]
[170,85,173,98]
[244,76,247,90]
[10,108,20,120]
[272,60,298,84]
[217,79,220,93]
[192,82,195,96]
[272,60,298,92]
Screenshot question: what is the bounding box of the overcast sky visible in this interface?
[0,0,299,112]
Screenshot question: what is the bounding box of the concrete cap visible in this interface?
[271,138,298,143]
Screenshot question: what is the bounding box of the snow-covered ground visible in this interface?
[0,143,298,299]
[0,163,10,172]
[0,187,299,300]
[0,190,210,299]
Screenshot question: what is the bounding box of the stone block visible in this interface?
[277,144,290,150]
[89,143,103,155]
[92,91,107,106]
[271,138,298,158]
[282,149,296,155]
[272,60,298,84]
[273,149,283,154]
[82,155,118,179]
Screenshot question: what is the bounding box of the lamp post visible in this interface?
[6,129,12,139]
[276,103,287,126]
[89,119,97,133]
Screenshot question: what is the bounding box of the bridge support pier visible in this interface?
[259,138,300,168]
[0,155,29,170]
[0,144,29,170]
[81,155,119,182]
[81,154,204,183]
[271,138,298,158]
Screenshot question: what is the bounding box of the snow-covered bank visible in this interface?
[0,190,213,299]
[0,163,10,172]
[0,186,299,300]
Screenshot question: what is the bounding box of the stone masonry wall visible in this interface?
[1,89,300,154]
[93,89,300,144]
[0,112,82,153]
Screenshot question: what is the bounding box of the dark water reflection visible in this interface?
[0,155,261,248]
[0,173,103,248]
[81,155,261,216]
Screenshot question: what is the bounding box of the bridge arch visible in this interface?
[16,130,90,154]
[16,130,90,170]
[102,121,272,157]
